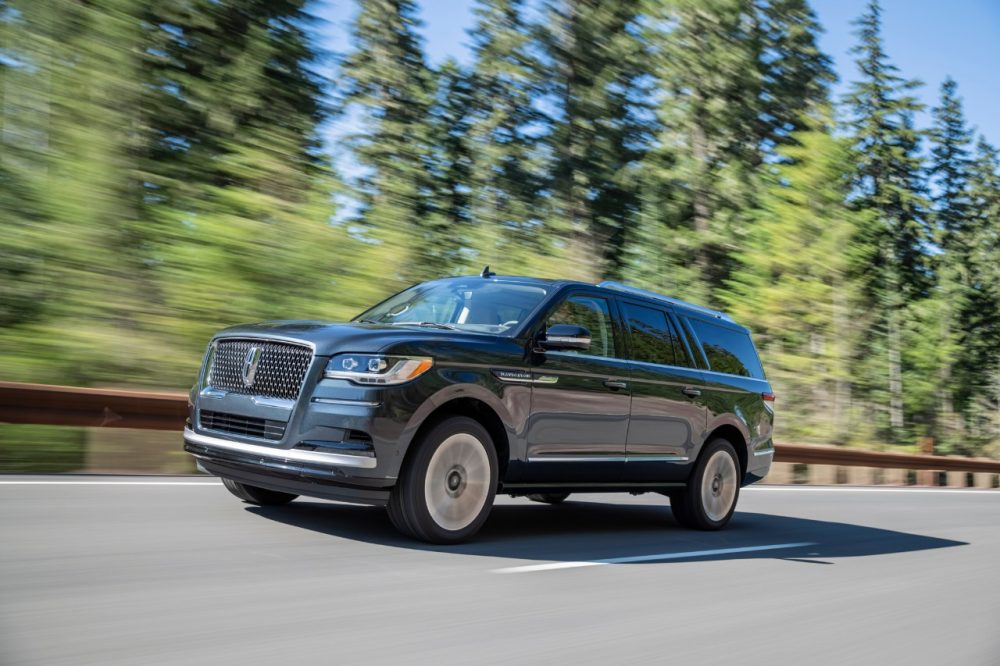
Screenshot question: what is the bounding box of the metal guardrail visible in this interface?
[0,381,188,431]
[3,381,1000,474]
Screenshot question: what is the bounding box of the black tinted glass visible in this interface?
[688,318,764,379]
[548,295,617,358]
[621,303,686,367]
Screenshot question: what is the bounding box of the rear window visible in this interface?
[687,318,764,379]
[621,302,689,367]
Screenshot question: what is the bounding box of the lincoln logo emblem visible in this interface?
[242,347,262,387]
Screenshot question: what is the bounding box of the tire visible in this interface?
[387,416,498,544]
[670,438,741,530]
[527,492,570,505]
[221,477,298,506]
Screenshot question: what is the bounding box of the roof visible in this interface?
[448,273,738,324]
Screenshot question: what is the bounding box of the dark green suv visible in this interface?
[184,272,775,543]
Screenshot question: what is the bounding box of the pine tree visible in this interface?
[423,58,475,273]
[540,0,652,281]
[340,0,434,287]
[843,0,930,442]
[465,0,561,275]
[930,78,974,246]
[722,111,859,444]
[628,0,832,304]
[750,0,835,159]
[141,0,352,354]
[927,77,975,443]
[960,138,1000,451]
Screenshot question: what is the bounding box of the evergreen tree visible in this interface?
[423,58,475,273]
[723,112,859,444]
[465,0,561,275]
[930,78,974,247]
[340,0,434,286]
[540,0,652,280]
[959,138,1000,450]
[750,0,836,159]
[927,77,975,442]
[843,0,930,441]
[628,0,833,304]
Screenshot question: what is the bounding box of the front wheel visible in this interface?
[670,439,740,530]
[221,478,298,506]
[387,416,498,544]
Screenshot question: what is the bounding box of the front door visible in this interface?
[617,300,708,482]
[523,292,631,482]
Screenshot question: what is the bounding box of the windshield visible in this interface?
[354,279,549,334]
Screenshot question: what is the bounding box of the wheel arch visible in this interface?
[702,422,749,480]
[399,388,514,480]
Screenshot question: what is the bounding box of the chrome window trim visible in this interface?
[184,428,377,469]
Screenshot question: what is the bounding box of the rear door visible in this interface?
[618,299,709,482]
[524,290,631,481]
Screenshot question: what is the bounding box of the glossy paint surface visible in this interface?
[184,276,774,502]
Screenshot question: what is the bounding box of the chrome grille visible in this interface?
[200,410,285,441]
[207,339,312,400]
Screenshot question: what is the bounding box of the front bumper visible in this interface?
[184,428,391,506]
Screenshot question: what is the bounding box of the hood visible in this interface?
[211,320,494,356]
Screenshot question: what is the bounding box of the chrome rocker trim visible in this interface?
[183,428,377,469]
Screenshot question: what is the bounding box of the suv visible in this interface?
[184,272,775,543]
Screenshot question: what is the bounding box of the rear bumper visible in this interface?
[184,428,391,506]
[744,442,774,484]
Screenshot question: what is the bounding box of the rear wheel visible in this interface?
[387,416,498,544]
[670,438,740,530]
[527,492,570,505]
[221,478,298,506]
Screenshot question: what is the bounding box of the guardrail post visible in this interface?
[846,466,874,485]
[974,472,995,489]
[946,470,966,488]
[883,468,905,486]
[808,464,836,485]
[762,462,793,484]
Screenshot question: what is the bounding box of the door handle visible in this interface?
[682,386,702,397]
[604,379,628,390]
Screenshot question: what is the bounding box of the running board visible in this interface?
[501,481,686,496]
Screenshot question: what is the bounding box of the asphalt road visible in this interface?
[1,477,998,666]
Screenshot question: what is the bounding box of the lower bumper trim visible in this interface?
[183,427,377,469]
[199,459,390,506]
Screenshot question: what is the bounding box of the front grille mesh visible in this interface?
[208,339,312,400]
[200,410,285,441]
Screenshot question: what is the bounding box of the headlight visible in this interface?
[324,354,433,385]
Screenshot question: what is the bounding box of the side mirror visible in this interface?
[540,324,591,351]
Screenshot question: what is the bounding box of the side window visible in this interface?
[547,295,618,358]
[621,302,688,367]
[687,318,764,379]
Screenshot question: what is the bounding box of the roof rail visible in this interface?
[597,281,734,322]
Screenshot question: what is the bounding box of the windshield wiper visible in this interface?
[391,321,457,330]
[355,319,381,324]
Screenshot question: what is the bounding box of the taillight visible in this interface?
[761,392,776,402]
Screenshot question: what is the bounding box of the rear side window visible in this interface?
[621,302,689,367]
[687,318,764,379]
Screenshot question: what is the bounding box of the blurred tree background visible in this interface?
[2,0,1000,457]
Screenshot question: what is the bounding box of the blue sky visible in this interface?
[314,0,1000,154]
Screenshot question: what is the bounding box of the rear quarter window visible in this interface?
[687,318,765,379]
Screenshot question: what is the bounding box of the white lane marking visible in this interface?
[492,542,817,574]
[0,480,220,486]
[745,486,998,495]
